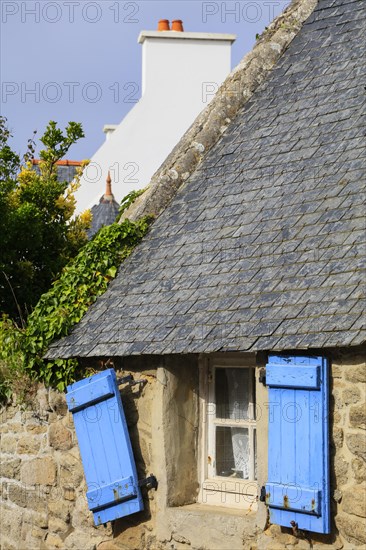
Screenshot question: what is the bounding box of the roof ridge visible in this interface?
[121,0,318,222]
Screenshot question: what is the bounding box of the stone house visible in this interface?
[87,173,120,238]
[1,0,365,549]
[31,159,82,184]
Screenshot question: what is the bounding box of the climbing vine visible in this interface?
[115,188,146,222]
[0,215,152,401]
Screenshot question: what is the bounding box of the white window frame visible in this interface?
[198,355,258,510]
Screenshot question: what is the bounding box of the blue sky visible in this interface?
[1,1,289,160]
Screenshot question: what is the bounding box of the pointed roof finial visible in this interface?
[105,171,113,198]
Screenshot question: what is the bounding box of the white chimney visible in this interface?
[75,22,236,214]
[139,26,235,99]
[103,125,118,141]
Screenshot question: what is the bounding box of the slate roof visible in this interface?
[32,160,81,184]
[47,0,366,359]
[87,174,120,238]
[87,197,120,239]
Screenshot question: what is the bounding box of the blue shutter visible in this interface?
[66,369,144,525]
[265,354,330,534]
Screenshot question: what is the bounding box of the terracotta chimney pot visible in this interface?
[105,171,113,197]
[157,19,170,31]
[171,20,184,32]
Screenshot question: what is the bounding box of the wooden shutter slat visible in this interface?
[66,369,144,525]
[266,364,320,389]
[87,476,136,510]
[66,373,115,411]
[266,483,321,515]
[265,354,330,534]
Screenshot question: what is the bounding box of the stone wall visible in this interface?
[256,347,366,550]
[0,349,365,550]
[0,360,159,550]
[330,349,366,548]
[0,385,111,550]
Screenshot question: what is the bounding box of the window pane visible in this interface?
[215,368,251,420]
[215,427,250,479]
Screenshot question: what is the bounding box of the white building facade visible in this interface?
[75,27,235,214]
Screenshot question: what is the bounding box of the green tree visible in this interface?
[0,117,91,322]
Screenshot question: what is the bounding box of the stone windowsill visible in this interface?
[167,502,257,520]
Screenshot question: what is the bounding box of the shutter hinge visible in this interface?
[259,368,266,386]
[259,485,266,502]
[117,374,147,388]
[138,474,158,491]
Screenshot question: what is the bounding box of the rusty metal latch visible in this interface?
[138,475,158,491]
[259,368,266,386]
[259,486,266,502]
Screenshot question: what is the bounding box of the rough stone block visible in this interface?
[5,422,24,433]
[346,434,366,461]
[0,503,23,535]
[352,458,366,483]
[0,536,18,550]
[332,389,343,410]
[64,487,76,501]
[48,421,73,451]
[332,426,344,449]
[349,404,366,430]
[35,386,51,416]
[0,479,7,499]
[0,434,18,453]
[312,536,343,549]
[63,531,104,550]
[17,434,41,454]
[262,542,287,550]
[332,378,345,389]
[113,524,145,550]
[30,511,49,529]
[342,387,361,405]
[48,390,68,416]
[48,499,71,523]
[97,542,121,550]
[21,517,47,547]
[62,412,75,430]
[48,412,58,423]
[0,458,21,479]
[44,533,64,549]
[7,483,27,507]
[342,485,366,518]
[59,452,83,488]
[48,517,70,535]
[26,423,48,434]
[8,483,48,514]
[265,524,298,545]
[31,527,46,541]
[345,365,366,384]
[20,457,57,485]
[337,512,366,546]
[333,411,342,424]
[71,494,94,529]
[333,454,349,486]
[331,364,343,379]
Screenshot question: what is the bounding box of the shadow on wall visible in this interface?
[113,373,152,538]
